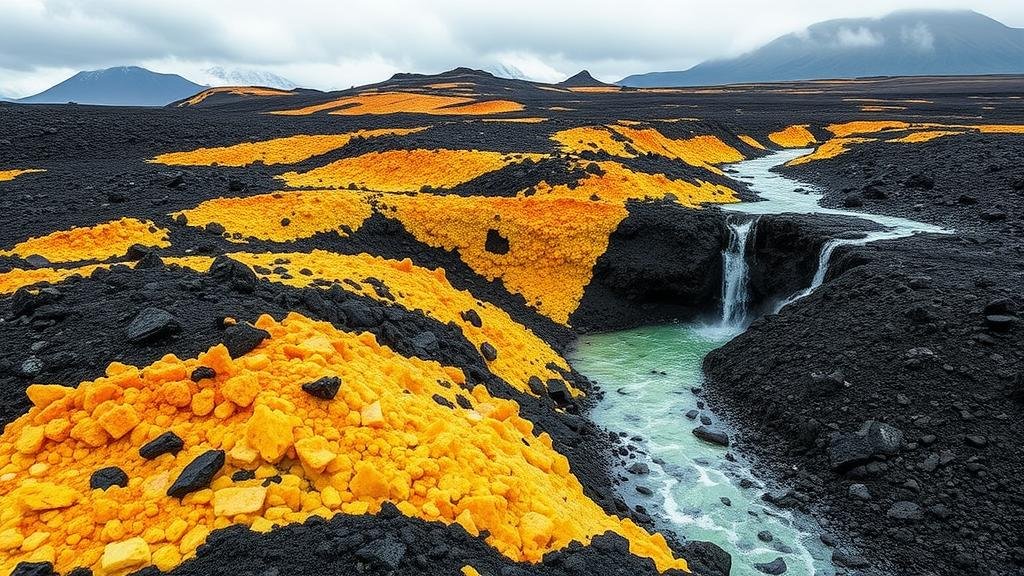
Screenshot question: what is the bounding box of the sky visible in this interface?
[1,0,1023,98]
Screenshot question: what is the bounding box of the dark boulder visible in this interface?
[140,431,185,459]
[692,425,730,446]
[10,562,56,576]
[681,540,732,576]
[167,450,225,498]
[479,342,498,362]
[208,255,259,293]
[460,309,483,328]
[828,420,903,472]
[755,557,787,575]
[190,366,216,382]
[302,376,342,400]
[223,323,270,358]
[355,538,407,570]
[887,501,924,521]
[90,466,128,490]
[126,307,179,343]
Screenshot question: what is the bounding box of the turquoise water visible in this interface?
[569,324,835,575]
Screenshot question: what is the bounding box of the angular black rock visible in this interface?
[302,376,341,400]
[208,255,259,293]
[692,425,730,446]
[190,366,216,382]
[167,449,225,498]
[139,430,185,459]
[827,420,903,472]
[90,466,128,490]
[223,322,270,358]
[755,557,787,575]
[10,562,56,576]
[460,308,483,328]
[126,307,178,343]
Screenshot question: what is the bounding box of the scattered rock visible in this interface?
[90,466,129,490]
[126,307,179,343]
[223,323,270,358]
[626,462,649,475]
[302,376,341,400]
[479,342,498,362]
[355,537,407,570]
[208,255,259,293]
[831,550,870,568]
[139,431,185,459]
[754,557,787,575]
[828,420,903,472]
[964,435,988,448]
[757,531,773,543]
[190,366,216,382]
[887,501,924,521]
[848,483,872,501]
[167,449,225,498]
[985,314,1017,331]
[460,309,483,328]
[692,425,730,447]
[635,485,653,496]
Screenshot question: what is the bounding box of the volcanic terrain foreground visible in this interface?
[0,68,1022,576]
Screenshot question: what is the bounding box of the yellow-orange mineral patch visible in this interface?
[0,218,170,264]
[609,127,744,173]
[175,190,373,243]
[270,92,523,116]
[738,135,766,150]
[179,86,293,107]
[149,129,426,167]
[278,149,545,192]
[0,313,688,574]
[767,125,817,148]
[0,265,107,294]
[786,138,875,166]
[551,126,636,158]
[167,251,572,395]
[826,120,911,138]
[0,169,46,182]
[888,130,964,143]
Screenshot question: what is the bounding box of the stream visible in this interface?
[569,150,949,575]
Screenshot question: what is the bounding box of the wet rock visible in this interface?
[828,420,903,472]
[635,485,653,495]
[90,466,129,490]
[126,307,178,343]
[484,229,510,255]
[302,376,341,400]
[223,323,270,358]
[755,557,787,575]
[719,496,731,506]
[167,449,225,498]
[208,255,259,293]
[681,540,732,576]
[460,309,482,328]
[692,425,730,446]
[355,538,407,570]
[685,409,699,420]
[479,342,498,362]
[757,531,773,543]
[626,462,649,475]
[887,501,924,521]
[832,550,870,568]
[190,366,216,382]
[139,431,185,459]
[20,357,44,377]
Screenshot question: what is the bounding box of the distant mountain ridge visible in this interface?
[202,67,296,90]
[620,10,1024,87]
[19,66,206,106]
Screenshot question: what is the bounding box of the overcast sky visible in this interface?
[2,0,1023,97]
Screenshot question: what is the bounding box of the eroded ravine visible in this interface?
[571,149,952,576]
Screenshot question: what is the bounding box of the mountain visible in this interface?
[558,70,613,87]
[201,67,296,90]
[486,63,533,81]
[620,10,1024,87]
[19,66,206,106]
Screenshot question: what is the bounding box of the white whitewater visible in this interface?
[720,219,754,327]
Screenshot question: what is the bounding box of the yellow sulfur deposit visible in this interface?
[0,169,46,182]
[149,129,426,167]
[0,218,170,264]
[608,127,744,173]
[551,126,637,158]
[179,87,293,107]
[786,138,875,166]
[165,251,573,395]
[738,135,766,150]
[888,130,964,143]
[0,313,688,574]
[0,265,108,294]
[767,125,817,148]
[174,190,373,243]
[270,92,524,116]
[277,149,545,192]
[825,120,911,137]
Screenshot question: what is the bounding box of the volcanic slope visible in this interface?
[1,68,1023,576]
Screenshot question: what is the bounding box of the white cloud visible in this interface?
[0,0,1022,97]
[833,26,886,48]
[901,22,936,51]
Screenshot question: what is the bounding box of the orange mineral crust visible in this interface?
[551,126,745,174]
[786,138,876,166]
[0,313,688,574]
[738,135,766,150]
[277,149,545,192]
[270,92,524,116]
[0,218,170,264]
[149,129,426,167]
[0,169,46,182]
[0,265,108,294]
[178,87,293,107]
[767,125,817,148]
[175,190,374,243]
[888,130,964,143]
[164,251,574,396]
[825,120,912,137]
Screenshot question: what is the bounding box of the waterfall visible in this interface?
[720,219,754,327]
[775,238,849,311]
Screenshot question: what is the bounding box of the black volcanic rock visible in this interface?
[140,431,185,459]
[302,376,341,400]
[167,450,225,498]
[558,70,614,87]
